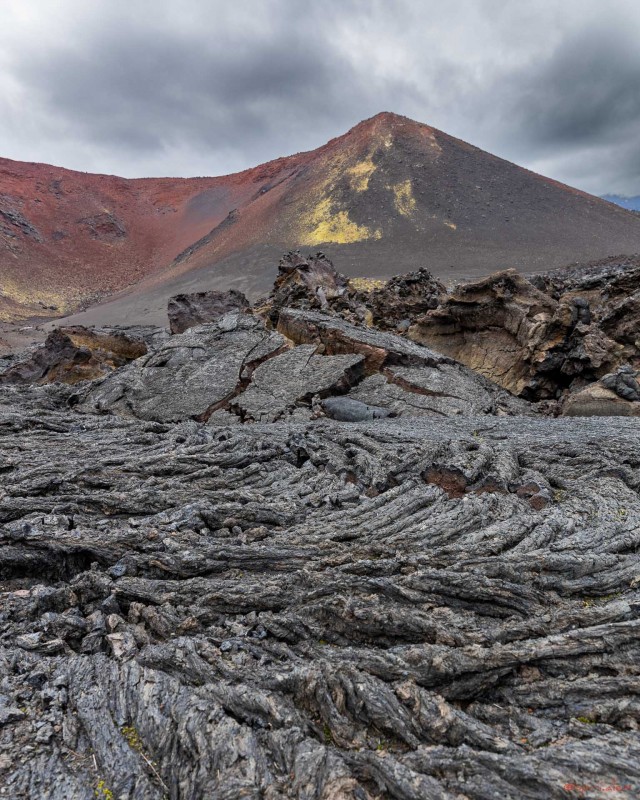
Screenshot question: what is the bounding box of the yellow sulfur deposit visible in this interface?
[346,159,377,192]
[392,180,417,216]
[0,278,72,322]
[300,198,381,245]
[349,277,387,292]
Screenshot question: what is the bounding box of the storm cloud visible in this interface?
[1,0,639,194]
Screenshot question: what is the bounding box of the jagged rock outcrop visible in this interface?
[532,255,640,368]
[264,251,353,322]
[409,269,622,400]
[600,293,640,363]
[0,382,639,798]
[168,289,250,334]
[358,268,445,332]
[264,251,445,333]
[0,327,148,385]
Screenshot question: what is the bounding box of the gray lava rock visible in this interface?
[80,313,286,421]
[347,364,500,418]
[0,394,639,798]
[231,345,364,422]
[168,289,250,334]
[601,365,640,402]
[321,395,392,421]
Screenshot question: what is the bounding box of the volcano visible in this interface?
[3,112,640,325]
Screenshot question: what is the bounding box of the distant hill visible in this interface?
[3,112,640,324]
[602,194,640,212]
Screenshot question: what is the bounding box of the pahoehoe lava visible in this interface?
[0,255,639,799]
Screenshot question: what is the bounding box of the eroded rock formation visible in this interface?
[533,255,640,368]
[260,253,640,409]
[409,269,623,400]
[0,327,148,385]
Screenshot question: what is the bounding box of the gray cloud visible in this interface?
[1,0,639,194]
[486,17,640,193]
[519,32,640,148]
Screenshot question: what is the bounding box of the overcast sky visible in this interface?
[1,0,639,195]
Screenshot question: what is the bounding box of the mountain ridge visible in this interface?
[3,112,640,324]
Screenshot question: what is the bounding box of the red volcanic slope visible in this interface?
[0,157,281,320]
[3,112,640,323]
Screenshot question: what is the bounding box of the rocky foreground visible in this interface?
[1,255,639,799]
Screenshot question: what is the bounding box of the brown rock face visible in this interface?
[0,326,147,385]
[409,269,622,399]
[168,289,249,334]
